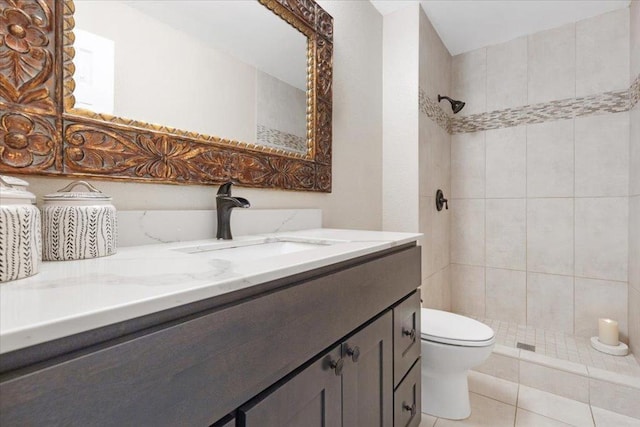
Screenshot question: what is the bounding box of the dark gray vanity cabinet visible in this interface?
[240,311,393,427]
[238,345,343,427]
[342,311,393,427]
[393,292,422,427]
[393,359,421,427]
[393,292,421,387]
[0,244,421,427]
[212,416,236,427]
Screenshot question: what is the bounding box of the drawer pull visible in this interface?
[345,344,361,363]
[328,357,344,376]
[402,328,416,341]
[403,402,417,417]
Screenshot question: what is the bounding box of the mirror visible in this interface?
[72,0,309,155]
[0,0,332,191]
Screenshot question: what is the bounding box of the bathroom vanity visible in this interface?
[0,229,422,426]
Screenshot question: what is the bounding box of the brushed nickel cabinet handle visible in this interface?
[403,402,417,417]
[402,328,416,341]
[345,344,361,363]
[328,357,344,376]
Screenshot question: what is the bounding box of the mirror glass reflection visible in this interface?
[72,0,309,155]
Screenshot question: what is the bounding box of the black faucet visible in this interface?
[216,182,250,240]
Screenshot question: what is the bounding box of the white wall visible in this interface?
[628,0,640,361]
[382,4,420,233]
[418,9,452,311]
[23,0,384,231]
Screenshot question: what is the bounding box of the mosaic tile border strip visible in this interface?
[420,74,640,134]
[256,124,308,154]
[631,73,640,109]
[419,90,452,133]
[451,88,630,134]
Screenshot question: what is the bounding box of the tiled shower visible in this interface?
[419,3,639,367]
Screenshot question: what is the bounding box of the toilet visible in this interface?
[420,308,495,420]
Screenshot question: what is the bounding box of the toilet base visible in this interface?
[421,370,471,420]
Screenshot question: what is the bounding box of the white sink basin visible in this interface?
[173,239,339,262]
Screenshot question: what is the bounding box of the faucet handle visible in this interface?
[217,181,234,196]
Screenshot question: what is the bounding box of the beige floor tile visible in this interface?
[591,406,640,427]
[515,409,573,426]
[419,413,438,427]
[517,386,594,426]
[434,393,515,427]
[468,371,519,405]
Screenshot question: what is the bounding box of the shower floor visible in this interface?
[472,316,640,377]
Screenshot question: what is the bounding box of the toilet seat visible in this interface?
[421,308,495,347]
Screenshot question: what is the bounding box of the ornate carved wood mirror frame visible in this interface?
[0,0,333,192]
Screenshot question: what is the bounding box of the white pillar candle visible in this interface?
[598,318,619,346]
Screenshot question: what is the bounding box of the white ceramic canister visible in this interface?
[0,176,41,282]
[42,181,117,261]
[0,175,32,198]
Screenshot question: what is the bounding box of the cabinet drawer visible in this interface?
[393,292,421,387]
[394,359,421,427]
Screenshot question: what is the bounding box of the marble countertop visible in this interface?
[0,228,420,354]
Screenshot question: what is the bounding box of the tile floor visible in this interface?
[473,317,640,377]
[418,371,640,427]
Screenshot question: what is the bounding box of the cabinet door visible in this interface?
[238,345,342,427]
[342,311,393,427]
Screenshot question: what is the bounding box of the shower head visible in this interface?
[438,95,465,114]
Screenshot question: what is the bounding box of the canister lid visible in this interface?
[0,176,36,203]
[0,175,30,190]
[43,181,112,202]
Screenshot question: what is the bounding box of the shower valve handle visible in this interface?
[436,189,448,211]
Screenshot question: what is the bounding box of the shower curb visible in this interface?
[472,344,640,420]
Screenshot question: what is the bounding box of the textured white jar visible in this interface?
[0,177,41,282]
[42,181,117,261]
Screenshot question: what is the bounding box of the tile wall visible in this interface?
[629,0,640,361]
[449,8,633,341]
[418,9,452,311]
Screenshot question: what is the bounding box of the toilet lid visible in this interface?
[420,309,495,347]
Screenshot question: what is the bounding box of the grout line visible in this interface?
[571,113,577,335]
[525,122,529,327]
[469,390,516,408]
[515,380,521,412]
[449,262,628,284]
[574,20,577,105]
[450,195,632,200]
[483,47,488,320]
[589,403,597,426]
[483,131,487,318]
